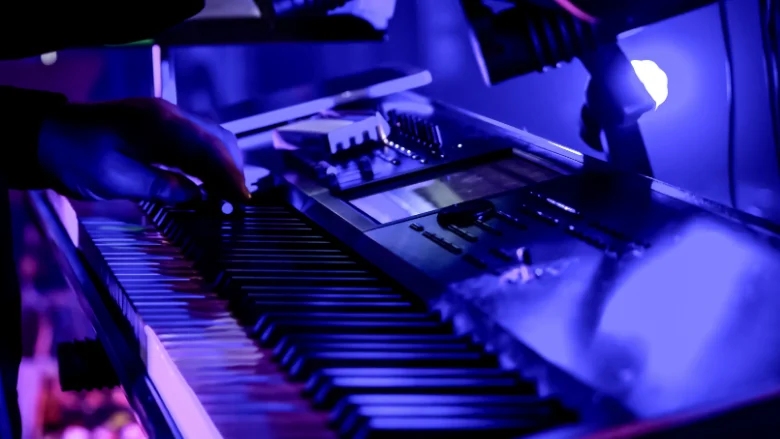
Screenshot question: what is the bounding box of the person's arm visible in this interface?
[0,1,205,60]
[0,1,206,189]
[0,86,68,189]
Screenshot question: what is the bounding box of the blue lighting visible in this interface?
[632,60,669,108]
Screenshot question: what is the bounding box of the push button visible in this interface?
[462,254,487,269]
[566,226,607,250]
[475,220,502,236]
[445,225,478,242]
[496,211,527,230]
[490,248,515,262]
[423,231,463,254]
[518,205,559,226]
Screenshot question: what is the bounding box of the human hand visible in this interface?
[38,97,250,204]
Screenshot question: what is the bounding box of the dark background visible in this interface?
[0,1,777,437]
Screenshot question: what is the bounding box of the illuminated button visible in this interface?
[442,241,462,254]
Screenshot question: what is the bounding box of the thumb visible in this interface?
[101,153,202,204]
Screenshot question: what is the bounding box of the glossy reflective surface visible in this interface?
[369,172,780,420]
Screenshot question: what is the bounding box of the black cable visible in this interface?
[719,0,738,209]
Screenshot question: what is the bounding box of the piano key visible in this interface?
[336,404,564,436]
[241,285,396,294]
[287,351,499,381]
[311,376,532,409]
[253,311,439,332]
[258,320,453,347]
[224,268,375,277]
[251,311,444,338]
[219,260,360,270]
[160,339,257,350]
[75,199,578,438]
[348,416,554,439]
[224,275,384,289]
[305,367,512,396]
[123,284,206,292]
[244,300,422,316]
[331,393,560,413]
[273,333,469,360]
[279,340,476,363]
[155,329,249,340]
[331,398,572,433]
[279,338,477,359]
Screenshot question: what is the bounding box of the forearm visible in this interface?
[0,86,68,189]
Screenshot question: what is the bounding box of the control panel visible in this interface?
[366,176,649,285]
[281,102,520,193]
[365,171,762,286]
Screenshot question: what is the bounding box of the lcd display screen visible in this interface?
[350,156,559,224]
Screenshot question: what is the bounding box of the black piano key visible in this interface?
[348,416,553,439]
[311,376,533,409]
[102,254,180,261]
[287,351,498,381]
[337,402,566,438]
[306,367,510,397]
[221,274,386,289]
[244,300,422,317]
[279,340,475,365]
[209,239,334,249]
[341,400,563,419]
[224,268,375,277]
[272,333,468,360]
[245,292,407,301]
[241,285,396,294]
[259,320,453,347]
[330,394,555,423]
[251,312,442,337]
[280,339,477,364]
[329,394,567,430]
[218,260,360,270]
[212,248,346,256]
